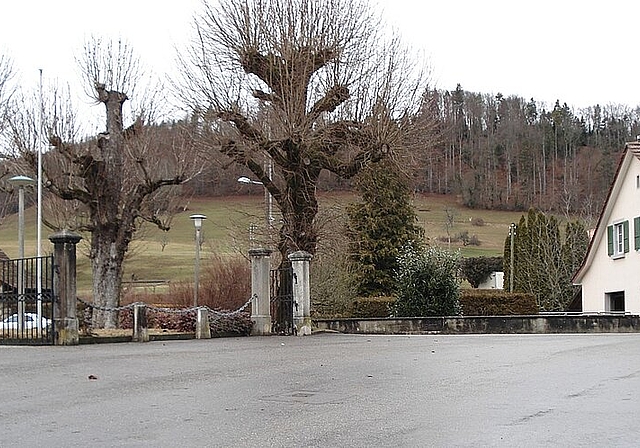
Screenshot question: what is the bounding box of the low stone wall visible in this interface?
[313,315,640,335]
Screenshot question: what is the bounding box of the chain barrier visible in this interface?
[77,295,256,320]
[77,296,139,313]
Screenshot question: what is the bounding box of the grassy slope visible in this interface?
[0,193,526,292]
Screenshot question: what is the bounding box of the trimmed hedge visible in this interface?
[460,290,538,316]
[351,296,396,318]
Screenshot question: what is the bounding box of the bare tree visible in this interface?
[0,53,15,127]
[177,0,430,261]
[7,38,203,328]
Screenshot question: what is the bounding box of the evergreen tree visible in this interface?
[346,160,424,296]
[503,209,589,311]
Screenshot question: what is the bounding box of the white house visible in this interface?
[573,141,640,314]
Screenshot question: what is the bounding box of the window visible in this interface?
[606,291,625,312]
[607,221,629,257]
[635,217,640,250]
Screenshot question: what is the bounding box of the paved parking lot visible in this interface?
[1,333,640,447]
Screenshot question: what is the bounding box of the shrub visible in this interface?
[460,256,504,288]
[471,217,485,227]
[394,246,461,317]
[311,248,359,318]
[459,290,538,316]
[123,253,252,311]
[350,296,396,318]
[119,307,252,336]
[209,312,253,336]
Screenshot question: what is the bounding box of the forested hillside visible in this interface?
[182,84,640,223]
[418,85,640,218]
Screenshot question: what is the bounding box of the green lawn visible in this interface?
[0,193,527,293]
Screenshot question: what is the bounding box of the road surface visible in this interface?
[1,333,639,447]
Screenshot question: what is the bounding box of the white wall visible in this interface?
[582,153,640,313]
[478,271,504,290]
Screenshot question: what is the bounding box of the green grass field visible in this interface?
[0,193,527,293]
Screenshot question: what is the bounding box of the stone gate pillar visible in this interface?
[249,248,272,335]
[49,230,82,345]
[288,251,313,336]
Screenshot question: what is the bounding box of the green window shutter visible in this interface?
[607,225,614,256]
[635,217,640,250]
[624,220,630,253]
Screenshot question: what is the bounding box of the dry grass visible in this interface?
[1,192,530,297]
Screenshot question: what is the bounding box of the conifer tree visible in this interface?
[346,160,424,296]
[503,209,588,311]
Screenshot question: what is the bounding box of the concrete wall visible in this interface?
[314,315,640,334]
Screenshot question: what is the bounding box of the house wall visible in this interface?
[582,153,640,313]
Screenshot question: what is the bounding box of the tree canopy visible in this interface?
[177,0,430,260]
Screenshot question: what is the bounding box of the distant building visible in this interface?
[478,271,504,290]
[573,141,640,313]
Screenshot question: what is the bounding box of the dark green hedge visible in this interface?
[460,256,504,288]
[460,290,538,316]
[351,296,396,318]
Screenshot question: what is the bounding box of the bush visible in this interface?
[209,312,253,336]
[394,246,461,317]
[311,248,359,318]
[350,296,396,318]
[460,256,503,288]
[122,253,252,311]
[119,307,252,336]
[471,217,485,227]
[459,290,538,316]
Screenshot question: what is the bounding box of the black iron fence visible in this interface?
[0,256,55,345]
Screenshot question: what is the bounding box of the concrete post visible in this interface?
[288,251,313,336]
[195,307,211,339]
[249,248,272,335]
[49,230,82,345]
[132,303,149,342]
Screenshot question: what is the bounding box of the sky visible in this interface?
[1,0,640,115]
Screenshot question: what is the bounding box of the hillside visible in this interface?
[0,192,529,292]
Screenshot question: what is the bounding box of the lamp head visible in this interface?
[189,214,207,229]
[8,175,35,187]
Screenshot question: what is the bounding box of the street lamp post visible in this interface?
[237,176,273,229]
[189,214,206,307]
[8,175,35,331]
[509,222,516,293]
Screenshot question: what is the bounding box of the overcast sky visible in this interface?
[2,0,639,113]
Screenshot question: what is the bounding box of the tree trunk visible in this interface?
[276,159,320,264]
[90,233,126,328]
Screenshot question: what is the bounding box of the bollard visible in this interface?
[195,307,211,339]
[132,303,149,342]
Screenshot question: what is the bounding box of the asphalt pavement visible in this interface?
[1,333,640,447]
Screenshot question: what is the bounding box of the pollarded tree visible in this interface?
[346,159,424,296]
[7,38,203,328]
[177,0,431,261]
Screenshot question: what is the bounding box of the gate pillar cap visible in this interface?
[49,230,83,245]
[288,251,313,262]
[249,248,273,257]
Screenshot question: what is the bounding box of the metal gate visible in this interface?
[0,256,55,345]
[270,264,295,335]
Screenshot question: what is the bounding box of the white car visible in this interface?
[0,313,52,330]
